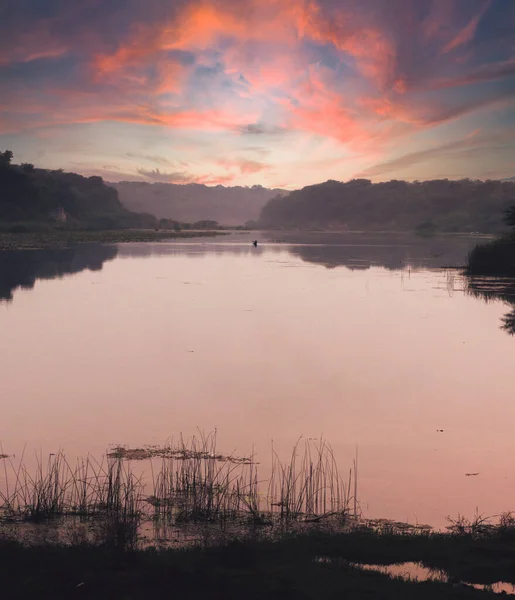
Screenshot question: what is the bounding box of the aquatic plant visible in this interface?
[0,433,356,546]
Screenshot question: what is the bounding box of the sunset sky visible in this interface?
[1,0,514,189]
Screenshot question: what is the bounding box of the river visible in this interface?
[1,231,514,528]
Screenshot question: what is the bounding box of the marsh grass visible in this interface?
[1,434,356,547]
[267,437,353,523]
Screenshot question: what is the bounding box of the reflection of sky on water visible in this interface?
[1,233,514,528]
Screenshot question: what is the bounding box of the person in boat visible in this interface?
[253,240,258,247]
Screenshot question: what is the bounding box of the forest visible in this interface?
[258,178,515,233]
[0,151,155,230]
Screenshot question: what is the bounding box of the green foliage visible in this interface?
[259,179,515,233]
[0,150,156,229]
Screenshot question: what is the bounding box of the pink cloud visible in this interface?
[442,2,491,54]
[1,0,514,185]
[218,158,271,174]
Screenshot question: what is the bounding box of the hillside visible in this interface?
[258,179,515,233]
[0,151,155,230]
[112,181,287,226]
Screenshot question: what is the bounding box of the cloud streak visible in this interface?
[0,0,514,184]
[357,128,514,179]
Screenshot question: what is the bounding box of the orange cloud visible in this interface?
[2,0,513,188]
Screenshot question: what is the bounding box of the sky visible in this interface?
[1,0,514,189]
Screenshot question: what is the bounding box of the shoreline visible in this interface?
[1,526,512,598]
[0,229,225,251]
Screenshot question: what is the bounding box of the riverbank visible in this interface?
[0,229,225,250]
[1,526,513,599]
[467,233,515,276]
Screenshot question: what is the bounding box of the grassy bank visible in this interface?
[466,233,515,276]
[0,229,224,250]
[1,527,512,599]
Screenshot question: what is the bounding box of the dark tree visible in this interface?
[0,150,13,167]
[501,310,515,336]
[0,155,157,228]
[503,206,515,229]
[258,178,515,233]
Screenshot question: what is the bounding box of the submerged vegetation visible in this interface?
[2,439,515,600]
[4,435,515,598]
[0,434,356,545]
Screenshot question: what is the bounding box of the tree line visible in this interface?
[0,151,155,230]
[258,178,515,233]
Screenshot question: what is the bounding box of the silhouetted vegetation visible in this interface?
[259,178,515,233]
[2,524,515,598]
[466,236,515,276]
[0,436,355,534]
[3,437,515,597]
[464,204,515,335]
[467,205,515,276]
[0,151,157,230]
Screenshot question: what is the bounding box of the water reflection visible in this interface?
[0,244,118,301]
[117,232,479,271]
[1,233,515,528]
[265,232,479,270]
[465,276,515,336]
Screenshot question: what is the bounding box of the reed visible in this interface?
[267,438,353,523]
[0,434,356,544]
[146,432,261,524]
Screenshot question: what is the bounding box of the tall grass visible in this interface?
[1,434,356,545]
[147,432,262,524]
[267,438,354,523]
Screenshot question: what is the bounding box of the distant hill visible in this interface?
[0,150,156,230]
[112,181,287,226]
[258,178,515,233]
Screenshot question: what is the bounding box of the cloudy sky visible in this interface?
[1,0,514,188]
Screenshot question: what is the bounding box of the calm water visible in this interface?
[1,232,515,528]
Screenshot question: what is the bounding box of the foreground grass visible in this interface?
[1,528,512,599]
[0,229,224,250]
